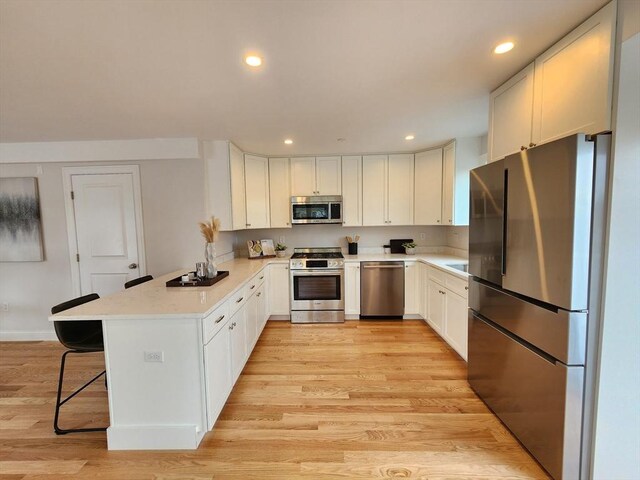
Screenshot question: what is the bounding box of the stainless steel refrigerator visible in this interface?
[468,133,610,480]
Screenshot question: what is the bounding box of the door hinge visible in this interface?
[70,191,75,200]
[76,253,80,262]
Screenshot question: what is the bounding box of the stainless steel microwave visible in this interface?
[291,196,343,225]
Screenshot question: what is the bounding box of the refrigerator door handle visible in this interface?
[502,168,509,276]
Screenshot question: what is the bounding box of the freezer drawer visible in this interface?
[468,312,584,480]
[469,279,586,365]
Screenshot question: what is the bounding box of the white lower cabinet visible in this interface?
[269,263,290,316]
[404,261,420,315]
[203,318,232,429]
[425,266,468,360]
[418,263,429,319]
[344,262,361,317]
[246,289,259,350]
[229,306,247,382]
[256,283,268,333]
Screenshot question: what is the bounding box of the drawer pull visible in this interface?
[236,297,244,303]
[233,321,237,327]
[465,286,468,290]
[229,324,233,330]
[257,292,261,297]
[250,285,256,290]
[215,315,225,324]
[259,276,264,280]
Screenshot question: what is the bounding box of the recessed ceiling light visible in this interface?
[284,139,293,145]
[494,42,515,54]
[405,135,415,140]
[245,55,263,67]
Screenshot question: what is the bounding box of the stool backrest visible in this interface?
[51,293,102,351]
[124,275,153,289]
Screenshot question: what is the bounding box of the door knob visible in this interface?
[128,263,138,269]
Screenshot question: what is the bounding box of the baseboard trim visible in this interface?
[0,331,58,341]
[107,425,204,450]
[268,315,290,321]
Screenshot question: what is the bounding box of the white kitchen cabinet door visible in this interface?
[427,280,445,335]
[268,264,290,316]
[404,261,420,315]
[341,156,362,227]
[418,263,429,320]
[443,289,468,361]
[344,262,361,316]
[488,63,535,162]
[442,143,455,226]
[362,155,387,226]
[204,319,232,429]
[387,154,414,226]
[414,148,443,225]
[532,1,615,146]
[229,307,247,383]
[290,157,317,196]
[269,157,291,228]
[244,154,270,229]
[245,289,259,351]
[256,284,268,334]
[229,143,247,231]
[316,156,342,195]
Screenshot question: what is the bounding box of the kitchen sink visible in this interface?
[447,263,469,273]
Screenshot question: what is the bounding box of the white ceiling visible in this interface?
[0,0,608,155]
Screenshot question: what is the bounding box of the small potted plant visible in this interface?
[275,243,287,258]
[402,242,417,255]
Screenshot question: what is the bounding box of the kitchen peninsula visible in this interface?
[50,253,468,450]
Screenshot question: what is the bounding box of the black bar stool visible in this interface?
[51,293,108,435]
[124,275,153,289]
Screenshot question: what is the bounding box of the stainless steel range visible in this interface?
[289,247,345,323]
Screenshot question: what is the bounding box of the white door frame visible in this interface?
[62,165,147,297]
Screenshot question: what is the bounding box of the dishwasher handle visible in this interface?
[362,264,404,269]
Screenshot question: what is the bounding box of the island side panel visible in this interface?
[102,316,207,450]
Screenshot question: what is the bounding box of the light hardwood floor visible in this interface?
[0,320,550,479]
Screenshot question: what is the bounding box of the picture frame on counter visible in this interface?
[247,239,276,259]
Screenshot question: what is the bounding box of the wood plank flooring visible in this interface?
[0,320,550,479]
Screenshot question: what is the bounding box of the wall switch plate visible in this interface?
[279,236,285,245]
[420,233,426,240]
[1,303,8,312]
[144,351,164,362]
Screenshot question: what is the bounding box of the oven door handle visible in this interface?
[291,269,344,276]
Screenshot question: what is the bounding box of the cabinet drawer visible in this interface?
[446,275,468,298]
[203,302,230,344]
[229,285,248,316]
[248,270,266,293]
[427,266,446,286]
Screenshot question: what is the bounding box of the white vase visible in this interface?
[205,242,217,278]
[276,250,286,258]
[405,247,416,255]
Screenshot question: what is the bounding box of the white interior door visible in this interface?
[70,171,144,296]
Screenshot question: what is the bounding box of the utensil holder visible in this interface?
[348,242,358,255]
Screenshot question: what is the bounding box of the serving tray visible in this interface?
[166,271,229,287]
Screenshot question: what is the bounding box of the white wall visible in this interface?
[591,29,640,480]
[0,158,233,340]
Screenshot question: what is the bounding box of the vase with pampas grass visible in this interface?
[199,217,221,278]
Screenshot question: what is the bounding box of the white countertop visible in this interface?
[49,257,289,321]
[50,253,467,322]
[344,253,469,279]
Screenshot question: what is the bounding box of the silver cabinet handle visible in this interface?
[233,321,237,327]
[529,142,537,148]
[250,285,255,290]
[128,263,138,269]
[436,219,440,223]
[465,286,468,291]
[229,324,233,330]
[259,276,264,280]
[257,292,261,297]
[236,297,244,303]
[246,223,252,227]
[362,265,404,269]
[215,315,225,324]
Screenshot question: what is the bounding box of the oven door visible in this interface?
[290,269,344,310]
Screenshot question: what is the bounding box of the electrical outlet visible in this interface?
[279,236,285,245]
[144,351,164,362]
[1,303,8,312]
[420,233,426,240]
[36,165,43,175]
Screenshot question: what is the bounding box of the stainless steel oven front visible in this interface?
[290,268,345,323]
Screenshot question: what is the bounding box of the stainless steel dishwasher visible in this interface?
[360,261,405,318]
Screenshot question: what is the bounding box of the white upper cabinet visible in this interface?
[269,157,291,228]
[291,156,341,196]
[414,148,443,225]
[532,2,615,146]
[204,141,246,231]
[442,138,483,226]
[387,154,414,226]
[488,2,615,161]
[362,155,387,226]
[488,63,535,162]
[244,154,270,229]
[315,156,342,195]
[290,157,316,196]
[341,156,362,227]
[363,154,415,226]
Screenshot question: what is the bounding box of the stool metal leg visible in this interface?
[54,350,108,435]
